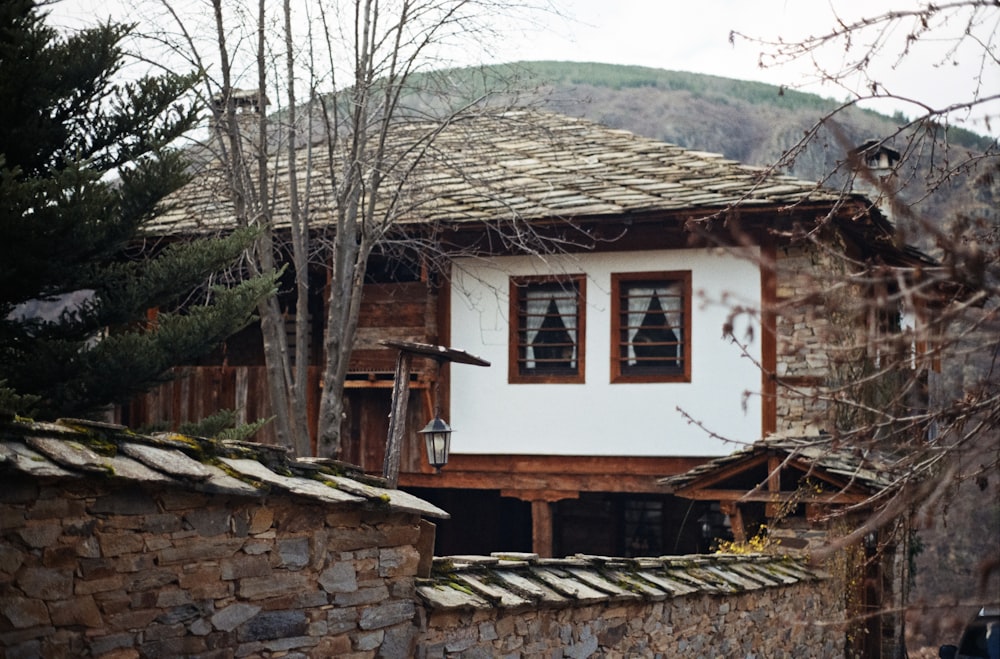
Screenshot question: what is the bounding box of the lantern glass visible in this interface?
[420,417,452,471]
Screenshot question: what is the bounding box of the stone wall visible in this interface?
[415,554,846,658]
[0,419,449,659]
[774,243,857,435]
[0,474,424,658]
[1,474,850,659]
[1,421,853,658]
[419,586,841,658]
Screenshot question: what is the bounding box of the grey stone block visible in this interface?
[238,610,308,642]
[211,603,261,632]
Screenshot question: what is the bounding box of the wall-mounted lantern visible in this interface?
[419,417,452,471]
[379,340,489,487]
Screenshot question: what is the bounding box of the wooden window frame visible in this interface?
[611,271,692,384]
[509,275,586,384]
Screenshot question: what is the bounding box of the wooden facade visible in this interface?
[119,279,440,465]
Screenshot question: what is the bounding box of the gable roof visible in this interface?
[150,110,845,236]
[659,434,904,506]
[0,417,448,518]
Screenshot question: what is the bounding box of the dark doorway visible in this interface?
[403,488,532,556]
[554,493,711,557]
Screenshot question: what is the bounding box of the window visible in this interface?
[509,275,585,383]
[611,271,691,383]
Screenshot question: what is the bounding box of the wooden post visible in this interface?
[760,238,778,438]
[721,501,746,544]
[531,500,554,558]
[766,455,782,518]
[382,351,412,488]
[380,340,489,489]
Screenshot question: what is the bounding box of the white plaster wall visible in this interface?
[448,248,762,457]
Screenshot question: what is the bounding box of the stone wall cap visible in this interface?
[417,552,825,612]
[0,418,449,519]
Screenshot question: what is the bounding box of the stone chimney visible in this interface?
[209,88,268,162]
[849,139,901,223]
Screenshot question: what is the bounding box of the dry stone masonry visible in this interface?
[415,552,843,658]
[1,418,848,657]
[0,417,445,658]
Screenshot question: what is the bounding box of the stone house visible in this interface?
[122,110,938,560]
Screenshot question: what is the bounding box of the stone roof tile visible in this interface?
[417,553,825,611]
[149,110,838,236]
[0,417,448,519]
[658,433,902,494]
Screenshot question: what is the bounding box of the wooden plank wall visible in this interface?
[351,282,439,374]
[117,366,320,447]
[118,280,440,466]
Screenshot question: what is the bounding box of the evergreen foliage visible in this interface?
[177,409,272,442]
[0,0,274,419]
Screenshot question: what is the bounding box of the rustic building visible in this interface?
[660,434,912,658]
[124,109,940,562]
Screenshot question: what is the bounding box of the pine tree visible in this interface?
[0,0,274,419]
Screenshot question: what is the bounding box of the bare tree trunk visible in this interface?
[282,0,312,455]
[253,0,300,451]
[316,219,368,455]
[174,0,548,456]
[316,0,395,456]
[208,0,296,451]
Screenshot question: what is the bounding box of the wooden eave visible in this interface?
[666,449,880,507]
[428,200,864,260]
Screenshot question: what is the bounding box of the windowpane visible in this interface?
[510,277,585,383]
[612,272,691,383]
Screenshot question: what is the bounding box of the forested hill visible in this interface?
[510,60,993,165]
[490,61,996,236]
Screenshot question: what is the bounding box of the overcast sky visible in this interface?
[49,0,998,136]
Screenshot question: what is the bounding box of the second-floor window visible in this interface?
[510,275,585,383]
[611,271,691,383]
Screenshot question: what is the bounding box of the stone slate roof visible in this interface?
[0,417,448,518]
[658,434,901,495]
[417,552,826,611]
[149,110,842,236]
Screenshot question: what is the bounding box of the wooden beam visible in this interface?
[760,237,778,438]
[343,379,429,390]
[782,456,861,493]
[672,453,770,492]
[501,489,579,503]
[672,488,870,504]
[531,500,554,558]
[399,454,709,495]
[767,455,781,493]
[382,351,413,488]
